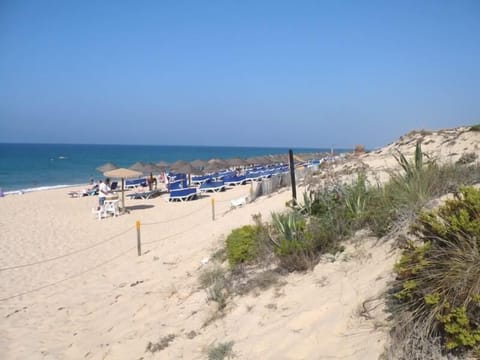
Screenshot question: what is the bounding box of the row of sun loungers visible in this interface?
[94,160,321,204]
[176,165,292,202]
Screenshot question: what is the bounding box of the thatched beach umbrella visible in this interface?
[227,157,247,167]
[170,160,195,174]
[190,159,207,171]
[104,168,143,214]
[267,154,285,164]
[246,156,270,166]
[293,154,305,163]
[96,162,119,173]
[204,158,228,173]
[129,161,147,172]
[156,161,169,172]
[298,153,314,161]
[131,162,161,175]
[170,160,197,186]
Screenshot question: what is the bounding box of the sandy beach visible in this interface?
[1,126,479,359]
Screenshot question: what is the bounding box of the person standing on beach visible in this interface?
[98,178,111,207]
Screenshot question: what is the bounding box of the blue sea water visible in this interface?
[0,143,341,193]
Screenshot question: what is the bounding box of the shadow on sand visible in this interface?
[126,204,155,211]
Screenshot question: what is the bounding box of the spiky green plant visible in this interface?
[393,141,424,178]
[389,142,437,206]
[344,173,369,224]
[270,211,306,245]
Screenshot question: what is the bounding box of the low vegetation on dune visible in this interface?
[199,141,480,358]
[389,186,480,359]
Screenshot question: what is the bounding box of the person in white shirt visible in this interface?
[98,178,111,207]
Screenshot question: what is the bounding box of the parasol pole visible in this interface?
[121,178,125,214]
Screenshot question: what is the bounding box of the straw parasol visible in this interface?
[293,154,305,163]
[271,154,289,163]
[129,161,147,172]
[130,162,162,175]
[226,157,247,167]
[104,168,143,214]
[204,158,228,173]
[246,156,270,166]
[190,159,207,171]
[96,162,119,173]
[170,160,195,174]
[156,161,169,172]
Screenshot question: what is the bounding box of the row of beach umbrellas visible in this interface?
[96,153,326,177]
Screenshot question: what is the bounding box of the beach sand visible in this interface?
[1,126,478,359]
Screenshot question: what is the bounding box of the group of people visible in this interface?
[95,173,167,207]
[81,178,113,206]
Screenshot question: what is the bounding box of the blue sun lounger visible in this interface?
[246,171,263,182]
[125,178,147,189]
[68,186,98,198]
[199,180,225,193]
[169,187,198,202]
[223,174,247,186]
[191,175,213,185]
[127,189,161,200]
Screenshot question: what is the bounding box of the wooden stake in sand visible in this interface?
[136,220,141,256]
[211,197,215,221]
[288,149,297,204]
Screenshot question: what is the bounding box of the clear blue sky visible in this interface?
[0,1,479,148]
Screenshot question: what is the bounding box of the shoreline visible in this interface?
[2,183,89,196]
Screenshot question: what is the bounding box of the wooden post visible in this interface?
[136,220,141,256]
[288,149,297,204]
[211,197,215,221]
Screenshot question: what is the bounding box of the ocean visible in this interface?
[0,143,340,194]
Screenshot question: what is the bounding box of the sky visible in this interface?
[0,1,479,149]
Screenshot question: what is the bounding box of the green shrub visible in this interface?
[269,209,346,271]
[437,305,480,350]
[208,341,235,360]
[392,186,480,355]
[225,225,259,267]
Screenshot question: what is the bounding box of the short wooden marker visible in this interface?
[211,198,215,221]
[136,220,141,256]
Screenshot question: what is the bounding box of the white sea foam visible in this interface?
[3,184,84,196]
